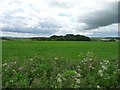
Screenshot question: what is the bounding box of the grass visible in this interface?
[2,41,119,88]
[2,41,118,62]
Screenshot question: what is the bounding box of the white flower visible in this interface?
[77,73,81,77]
[106,60,109,63]
[2,63,7,67]
[83,62,86,65]
[54,57,58,60]
[57,78,62,83]
[74,71,77,74]
[76,79,81,84]
[10,80,14,83]
[81,60,84,63]
[103,60,109,65]
[102,65,107,70]
[89,65,94,69]
[97,85,100,88]
[98,70,103,77]
[89,58,92,61]
[57,74,62,77]
[18,67,24,71]
[13,69,17,73]
[62,78,66,81]
[30,58,33,61]
[100,62,103,65]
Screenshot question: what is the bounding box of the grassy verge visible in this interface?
[2,52,120,88]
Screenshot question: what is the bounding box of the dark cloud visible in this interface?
[1,14,28,26]
[1,27,58,35]
[1,15,61,35]
[118,1,120,23]
[78,2,118,30]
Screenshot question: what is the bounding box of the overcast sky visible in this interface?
[0,0,119,37]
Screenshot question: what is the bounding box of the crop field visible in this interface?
[2,41,118,61]
[2,41,119,88]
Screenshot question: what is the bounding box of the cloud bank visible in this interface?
[0,0,119,37]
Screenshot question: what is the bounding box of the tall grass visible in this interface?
[2,52,120,88]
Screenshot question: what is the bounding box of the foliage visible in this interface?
[30,34,90,41]
[2,52,119,88]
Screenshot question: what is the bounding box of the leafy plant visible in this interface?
[2,52,119,88]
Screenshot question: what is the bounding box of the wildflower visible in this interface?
[102,65,107,70]
[14,61,17,64]
[62,78,66,81]
[10,80,14,83]
[78,69,81,72]
[57,78,62,83]
[30,58,33,61]
[18,67,24,71]
[74,71,77,74]
[57,74,62,77]
[76,79,81,84]
[98,70,103,77]
[81,60,84,63]
[89,58,92,61]
[13,69,16,72]
[89,64,94,70]
[54,57,58,60]
[2,63,7,67]
[103,60,109,65]
[100,62,103,65]
[97,85,100,88]
[57,74,62,83]
[106,60,109,63]
[77,73,81,77]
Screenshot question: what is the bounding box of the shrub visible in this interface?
[2,52,119,88]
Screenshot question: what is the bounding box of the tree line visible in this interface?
[31,34,90,41]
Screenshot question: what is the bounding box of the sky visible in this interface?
[0,0,119,37]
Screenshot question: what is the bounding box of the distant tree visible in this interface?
[31,34,90,41]
[50,35,59,41]
[65,34,75,41]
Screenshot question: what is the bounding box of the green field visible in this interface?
[2,41,118,62]
[2,41,119,88]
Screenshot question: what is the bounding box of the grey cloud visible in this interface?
[38,18,61,28]
[78,2,118,30]
[119,2,120,22]
[89,31,118,37]
[1,17,61,35]
[1,27,58,35]
[1,14,28,26]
